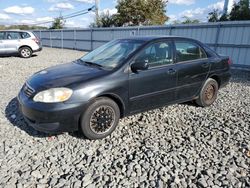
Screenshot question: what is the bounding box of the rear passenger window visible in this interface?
[6,32,20,40]
[136,41,173,68]
[20,32,31,39]
[175,42,207,62]
[0,32,4,40]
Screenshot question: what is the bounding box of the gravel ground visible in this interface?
[0,47,249,188]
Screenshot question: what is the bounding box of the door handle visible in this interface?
[202,62,209,68]
[167,68,176,75]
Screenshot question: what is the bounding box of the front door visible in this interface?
[174,40,211,100]
[4,31,21,53]
[129,40,177,114]
[0,32,5,54]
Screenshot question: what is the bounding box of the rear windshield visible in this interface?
[31,32,40,39]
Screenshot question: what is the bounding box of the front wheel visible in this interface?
[195,78,219,107]
[19,47,32,58]
[80,97,120,140]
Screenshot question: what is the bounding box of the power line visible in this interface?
[61,6,95,18]
[25,5,96,26]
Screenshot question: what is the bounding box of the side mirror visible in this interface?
[131,59,149,72]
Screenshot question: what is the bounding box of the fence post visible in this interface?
[73,30,76,50]
[137,26,140,35]
[61,30,63,49]
[90,29,93,51]
[214,23,222,52]
[39,30,42,45]
[49,30,52,48]
[169,25,173,35]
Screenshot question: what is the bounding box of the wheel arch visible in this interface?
[96,93,125,118]
[209,74,221,88]
[19,45,33,52]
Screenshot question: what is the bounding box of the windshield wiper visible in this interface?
[79,60,104,68]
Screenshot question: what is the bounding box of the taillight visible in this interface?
[32,38,40,44]
[228,59,232,65]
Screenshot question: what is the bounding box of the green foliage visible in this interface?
[229,0,250,21]
[50,17,65,29]
[116,0,168,26]
[219,14,229,21]
[208,0,250,22]
[208,9,220,22]
[91,0,169,27]
[179,16,200,24]
[90,11,116,27]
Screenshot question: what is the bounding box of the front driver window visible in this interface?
[136,41,173,68]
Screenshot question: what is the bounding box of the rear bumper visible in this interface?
[18,91,86,133]
[33,46,42,53]
[219,71,231,88]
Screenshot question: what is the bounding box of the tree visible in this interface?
[50,16,65,29]
[181,16,200,24]
[115,0,168,26]
[208,9,220,22]
[229,0,250,21]
[91,0,169,27]
[219,14,229,21]
[208,9,228,22]
[90,11,116,27]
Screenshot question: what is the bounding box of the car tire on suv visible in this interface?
[19,46,33,58]
[195,78,219,107]
[80,97,120,139]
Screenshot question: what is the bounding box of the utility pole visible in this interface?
[223,0,229,15]
[95,0,99,21]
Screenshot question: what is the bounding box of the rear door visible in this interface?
[3,31,21,53]
[0,32,5,54]
[174,40,211,101]
[129,40,178,113]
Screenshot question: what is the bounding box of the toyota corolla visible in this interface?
[18,36,231,139]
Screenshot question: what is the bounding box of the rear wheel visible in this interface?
[195,78,218,107]
[80,97,120,140]
[19,47,32,58]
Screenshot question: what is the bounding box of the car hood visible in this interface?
[27,60,108,90]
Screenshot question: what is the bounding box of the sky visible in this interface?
[0,0,239,28]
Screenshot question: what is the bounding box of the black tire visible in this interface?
[19,47,32,58]
[195,78,219,107]
[80,97,120,140]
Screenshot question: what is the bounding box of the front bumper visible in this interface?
[18,90,86,133]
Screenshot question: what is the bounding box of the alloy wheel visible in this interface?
[89,105,115,135]
[21,49,31,58]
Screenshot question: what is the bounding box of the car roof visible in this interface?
[121,35,198,42]
[0,30,30,32]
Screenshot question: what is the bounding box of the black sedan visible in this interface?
[18,36,231,139]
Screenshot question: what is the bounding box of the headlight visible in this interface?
[33,88,73,103]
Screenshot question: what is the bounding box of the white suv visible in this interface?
[0,30,42,58]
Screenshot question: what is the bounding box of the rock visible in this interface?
[198,178,208,187]
[11,114,16,119]
[73,181,82,187]
[82,174,93,187]
[31,170,43,179]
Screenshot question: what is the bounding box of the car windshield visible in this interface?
[80,39,145,69]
